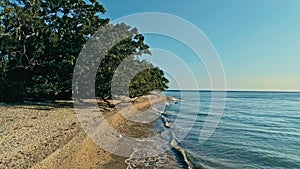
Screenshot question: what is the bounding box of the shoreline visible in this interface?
[0,93,179,169]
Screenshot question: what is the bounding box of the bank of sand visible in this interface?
[0,94,173,169]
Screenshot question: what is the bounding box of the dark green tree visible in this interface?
[129,66,169,98]
[94,25,152,105]
[0,0,109,101]
[0,0,169,104]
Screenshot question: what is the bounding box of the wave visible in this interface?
[159,109,203,169]
[124,99,205,169]
[170,136,195,169]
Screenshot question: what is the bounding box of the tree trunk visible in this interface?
[101,96,115,108]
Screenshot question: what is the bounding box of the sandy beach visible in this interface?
[0,94,175,169]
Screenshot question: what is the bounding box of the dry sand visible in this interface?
[0,94,171,169]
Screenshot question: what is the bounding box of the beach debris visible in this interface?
[165,122,172,128]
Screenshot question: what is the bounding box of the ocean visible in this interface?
[155,91,300,169]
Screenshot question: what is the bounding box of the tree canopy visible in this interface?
[0,0,169,103]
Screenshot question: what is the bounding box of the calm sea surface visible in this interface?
[162,91,300,169]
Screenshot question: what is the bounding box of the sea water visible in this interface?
[161,91,300,169]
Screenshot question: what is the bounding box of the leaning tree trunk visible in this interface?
[101,96,115,108]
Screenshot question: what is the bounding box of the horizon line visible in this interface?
[165,89,300,93]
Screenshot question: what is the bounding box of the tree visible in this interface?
[129,66,169,98]
[0,0,169,104]
[94,25,152,105]
[0,0,109,101]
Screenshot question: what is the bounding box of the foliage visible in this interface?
[0,0,108,100]
[0,0,169,103]
[94,24,154,100]
[129,66,169,98]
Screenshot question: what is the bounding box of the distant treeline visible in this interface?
[0,0,168,103]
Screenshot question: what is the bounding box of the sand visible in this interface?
[0,94,170,169]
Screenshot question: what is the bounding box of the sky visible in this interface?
[99,0,300,91]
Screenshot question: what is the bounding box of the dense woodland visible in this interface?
[0,0,169,103]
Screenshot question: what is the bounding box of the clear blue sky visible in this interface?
[100,0,300,91]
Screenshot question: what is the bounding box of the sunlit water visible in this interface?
[161,91,300,169]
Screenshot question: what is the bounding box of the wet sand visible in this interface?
[0,94,171,169]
